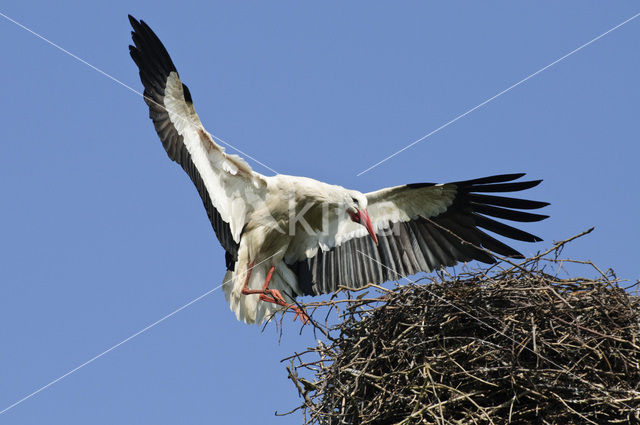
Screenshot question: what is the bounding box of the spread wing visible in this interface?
[128,16,266,267]
[287,173,548,295]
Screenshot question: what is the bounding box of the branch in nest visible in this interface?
[282,229,640,424]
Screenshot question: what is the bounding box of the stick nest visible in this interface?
[284,232,640,424]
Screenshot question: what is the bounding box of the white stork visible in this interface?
[128,16,549,324]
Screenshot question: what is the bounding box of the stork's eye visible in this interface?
[351,197,359,206]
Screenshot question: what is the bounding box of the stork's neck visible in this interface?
[257,174,353,236]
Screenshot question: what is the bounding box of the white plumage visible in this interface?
[129,16,549,324]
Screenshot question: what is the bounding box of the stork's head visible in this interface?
[345,192,378,245]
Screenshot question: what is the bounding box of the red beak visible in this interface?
[358,209,378,246]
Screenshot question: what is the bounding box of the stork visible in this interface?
[128,16,549,324]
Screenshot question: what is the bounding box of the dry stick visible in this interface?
[355,251,633,410]
[285,229,639,423]
[553,316,640,351]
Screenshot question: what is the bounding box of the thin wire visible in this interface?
[356,11,640,176]
[355,249,634,410]
[2,5,634,415]
[0,10,284,414]
[0,250,282,415]
[0,11,279,175]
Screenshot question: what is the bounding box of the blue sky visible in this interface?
[1,2,639,424]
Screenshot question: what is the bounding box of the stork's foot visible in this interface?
[291,306,310,324]
[241,264,309,323]
[259,289,309,324]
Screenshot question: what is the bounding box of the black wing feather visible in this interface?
[128,16,239,269]
[288,174,548,295]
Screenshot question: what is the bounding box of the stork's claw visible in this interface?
[292,306,310,324]
[259,289,309,324]
[243,264,309,324]
[268,289,287,304]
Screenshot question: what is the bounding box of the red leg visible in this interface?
[240,261,255,295]
[240,263,309,323]
[262,265,276,291]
